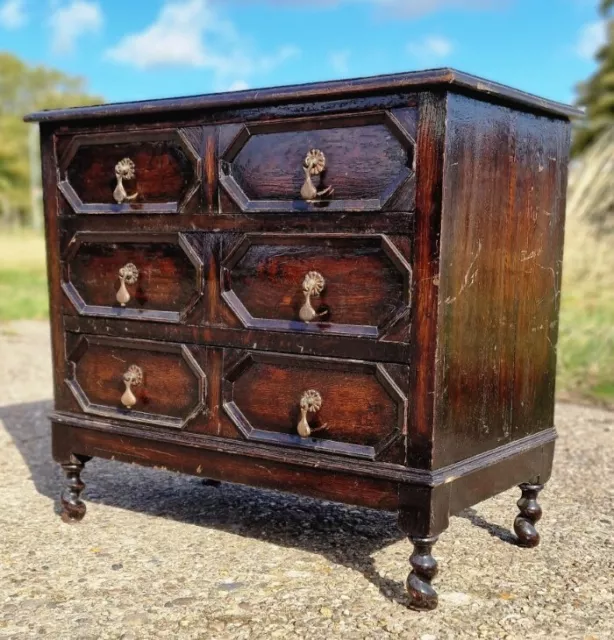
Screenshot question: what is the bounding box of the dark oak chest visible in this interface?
[26,69,579,609]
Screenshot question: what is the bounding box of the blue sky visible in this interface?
[0,0,606,105]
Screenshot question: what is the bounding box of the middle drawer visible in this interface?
[62,230,411,344]
[221,233,412,339]
[62,232,204,323]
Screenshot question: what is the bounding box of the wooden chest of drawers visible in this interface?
[26,69,579,610]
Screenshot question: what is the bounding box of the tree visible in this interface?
[0,52,103,227]
[572,3,614,155]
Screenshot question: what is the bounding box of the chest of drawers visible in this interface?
[26,69,579,610]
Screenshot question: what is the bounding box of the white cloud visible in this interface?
[106,0,299,87]
[575,21,607,60]
[407,35,454,61]
[226,80,249,91]
[0,0,27,29]
[106,0,219,69]
[49,1,103,54]
[330,50,350,75]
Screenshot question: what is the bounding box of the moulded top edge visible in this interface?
[24,67,583,124]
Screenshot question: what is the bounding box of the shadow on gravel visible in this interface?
[1,399,516,607]
[457,508,517,544]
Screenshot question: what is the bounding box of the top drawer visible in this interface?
[219,109,416,213]
[57,129,202,214]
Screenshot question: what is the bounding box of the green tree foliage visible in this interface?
[0,52,103,226]
[573,3,614,155]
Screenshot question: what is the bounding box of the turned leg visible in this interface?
[407,535,439,610]
[60,455,88,523]
[514,483,544,547]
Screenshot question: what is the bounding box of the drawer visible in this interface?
[222,350,408,462]
[222,233,411,340]
[57,129,201,214]
[65,335,206,429]
[219,109,416,213]
[62,232,204,323]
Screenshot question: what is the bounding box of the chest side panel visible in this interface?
[433,93,571,468]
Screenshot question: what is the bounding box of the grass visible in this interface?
[556,130,614,406]
[556,212,614,406]
[558,291,614,404]
[0,230,48,322]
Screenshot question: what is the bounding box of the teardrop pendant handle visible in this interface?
[113,158,139,204]
[121,365,142,409]
[116,263,139,307]
[300,149,334,201]
[299,271,326,322]
[296,389,323,437]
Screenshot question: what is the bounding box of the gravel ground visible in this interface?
[0,321,613,640]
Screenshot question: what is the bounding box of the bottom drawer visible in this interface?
[65,334,206,429]
[63,334,408,463]
[222,350,408,462]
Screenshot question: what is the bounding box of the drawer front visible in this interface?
[62,232,203,323]
[222,233,411,340]
[219,109,416,213]
[58,129,201,214]
[222,350,408,462]
[65,335,206,429]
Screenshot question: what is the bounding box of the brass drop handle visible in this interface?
[300,149,334,201]
[116,263,139,307]
[113,157,139,204]
[299,271,326,322]
[297,389,324,437]
[121,365,142,409]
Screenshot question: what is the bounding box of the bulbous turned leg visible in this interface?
[60,455,88,523]
[407,536,439,610]
[514,483,544,548]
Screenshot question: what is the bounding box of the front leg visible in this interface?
[407,536,439,610]
[60,454,90,523]
[398,486,449,610]
[514,483,544,547]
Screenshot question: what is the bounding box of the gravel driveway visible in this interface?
[1,322,613,640]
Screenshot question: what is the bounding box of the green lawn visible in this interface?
[0,231,48,321]
[0,230,612,406]
[557,289,614,405]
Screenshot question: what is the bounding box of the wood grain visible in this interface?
[66,139,191,205]
[433,94,571,468]
[63,315,411,363]
[222,234,410,338]
[40,126,71,408]
[51,423,401,511]
[63,233,202,319]
[25,68,581,123]
[220,111,415,212]
[407,92,446,469]
[65,335,205,427]
[223,350,407,461]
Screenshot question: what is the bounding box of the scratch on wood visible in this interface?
[445,240,482,304]
[520,249,541,262]
[138,447,178,458]
[255,464,273,476]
